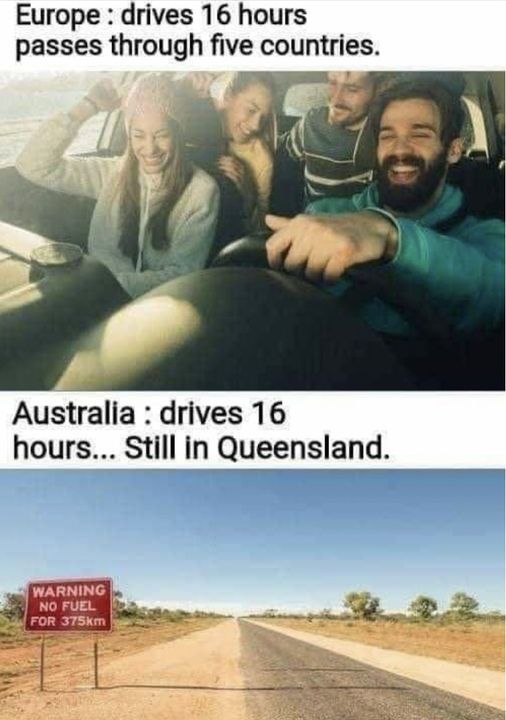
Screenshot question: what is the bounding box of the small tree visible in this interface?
[263,608,278,617]
[113,590,125,612]
[122,600,140,618]
[408,595,438,620]
[1,590,25,620]
[449,592,479,619]
[343,591,381,620]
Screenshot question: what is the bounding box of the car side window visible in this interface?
[0,72,118,169]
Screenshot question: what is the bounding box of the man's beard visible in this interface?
[376,151,447,213]
[328,104,365,128]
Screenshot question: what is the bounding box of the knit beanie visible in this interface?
[123,73,184,129]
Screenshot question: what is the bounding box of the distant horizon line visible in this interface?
[135,599,505,616]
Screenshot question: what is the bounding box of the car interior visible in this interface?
[0,71,504,390]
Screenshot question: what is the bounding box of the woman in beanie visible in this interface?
[16,74,220,298]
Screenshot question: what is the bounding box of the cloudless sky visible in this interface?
[0,470,503,615]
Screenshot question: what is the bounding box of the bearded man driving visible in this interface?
[266,81,505,386]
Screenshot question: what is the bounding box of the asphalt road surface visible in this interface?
[239,620,503,720]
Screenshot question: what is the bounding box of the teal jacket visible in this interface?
[307,184,505,338]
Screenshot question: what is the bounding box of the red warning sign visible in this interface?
[24,578,113,633]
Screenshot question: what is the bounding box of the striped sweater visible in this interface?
[280,106,375,203]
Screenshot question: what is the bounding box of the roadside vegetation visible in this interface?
[0,589,226,695]
[253,591,505,671]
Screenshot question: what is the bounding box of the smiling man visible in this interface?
[266,81,505,384]
[375,93,462,215]
[275,72,388,208]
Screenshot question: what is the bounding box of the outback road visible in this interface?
[0,619,503,720]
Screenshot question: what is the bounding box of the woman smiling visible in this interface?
[213,72,276,233]
[16,74,220,298]
[174,71,276,239]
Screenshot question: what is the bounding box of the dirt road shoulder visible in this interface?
[0,619,247,720]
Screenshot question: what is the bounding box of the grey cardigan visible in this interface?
[16,113,220,298]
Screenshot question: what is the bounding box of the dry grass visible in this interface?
[264,618,505,671]
[0,616,222,697]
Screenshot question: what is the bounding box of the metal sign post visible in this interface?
[40,635,45,691]
[94,639,99,689]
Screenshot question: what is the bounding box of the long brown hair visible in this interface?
[116,80,193,263]
[213,72,277,154]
